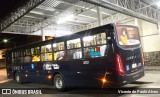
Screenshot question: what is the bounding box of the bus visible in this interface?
[5,23,145,91]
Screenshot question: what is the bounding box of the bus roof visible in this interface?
[7,23,115,52]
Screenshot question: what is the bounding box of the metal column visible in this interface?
[41,29,45,41]
[97,6,103,26]
[134,18,144,48]
[158,22,160,34]
[135,18,143,36]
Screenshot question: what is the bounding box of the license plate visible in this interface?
[132,63,137,69]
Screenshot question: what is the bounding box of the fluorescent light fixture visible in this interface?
[78,14,97,19]
[54,30,72,37]
[57,14,74,24]
[156,1,160,7]
[30,11,44,15]
[3,39,8,43]
[37,6,55,11]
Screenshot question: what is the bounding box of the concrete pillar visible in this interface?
[134,18,144,48]
[158,21,160,36]
[41,28,45,41]
[97,6,103,26]
[134,18,139,26]
[135,18,143,36]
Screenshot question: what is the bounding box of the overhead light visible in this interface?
[156,1,160,7]
[55,30,72,36]
[3,39,8,43]
[30,11,44,15]
[57,14,74,24]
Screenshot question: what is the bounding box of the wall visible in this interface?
[0,49,6,59]
[141,20,160,52]
[140,20,160,66]
[0,59,5,68]
[0,50,3,59]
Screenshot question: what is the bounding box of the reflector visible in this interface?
[116,54,124,75]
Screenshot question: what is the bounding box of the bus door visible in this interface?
[115,25,144,75]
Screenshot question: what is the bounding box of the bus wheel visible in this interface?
[54,74,65,91]
[15,73,23,84]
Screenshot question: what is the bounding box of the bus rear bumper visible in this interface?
[102,68,145,88]
[120,68,145,85]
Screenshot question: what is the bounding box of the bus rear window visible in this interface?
[116,26,140,46]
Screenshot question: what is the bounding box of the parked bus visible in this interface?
[5,23,145,90]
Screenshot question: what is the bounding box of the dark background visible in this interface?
[0,0,30,20]
[0,33,42,50]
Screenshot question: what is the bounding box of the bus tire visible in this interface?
[15,73,23,84]
[54,74,66,91]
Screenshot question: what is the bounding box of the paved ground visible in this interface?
[0,67,160,97]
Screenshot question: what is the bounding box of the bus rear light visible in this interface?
[116,54,124,75]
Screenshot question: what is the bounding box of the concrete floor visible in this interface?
[0,67,160,97]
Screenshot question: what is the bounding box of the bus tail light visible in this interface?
[116,54,124,75]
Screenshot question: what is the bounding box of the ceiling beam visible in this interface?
[0,0,46,32]
[80,0,160,24]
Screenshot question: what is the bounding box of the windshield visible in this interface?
[116,26,140,46]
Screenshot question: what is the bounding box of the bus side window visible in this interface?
[84,45,107,58]
[66,38,82,60]
[32,47,40,62]
[83,32,107,58]
[84,48,91,58]
[67,49,82,59]
[54,51,66,61]
[100,45,107,56]
[41,44,52,61]
[24,49,32,63]
[53,42,65,61]
[66,50,73,59]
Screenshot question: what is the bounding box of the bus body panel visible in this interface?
[5,23,145,88]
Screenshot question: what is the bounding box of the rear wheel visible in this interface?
[54,74,66,91]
